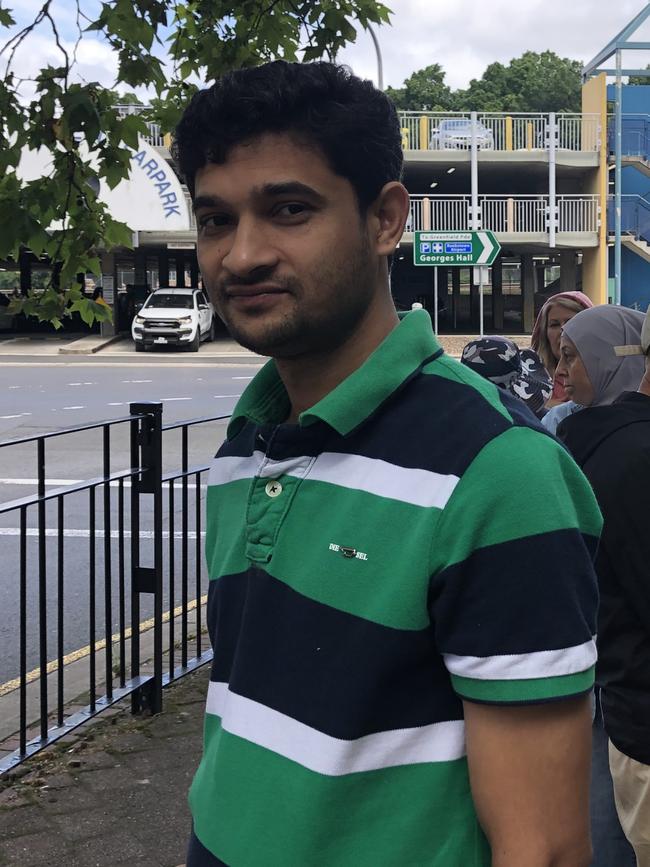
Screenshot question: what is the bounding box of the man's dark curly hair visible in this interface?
[172,60,403,211]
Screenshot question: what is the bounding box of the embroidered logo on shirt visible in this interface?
[329,543,368,561]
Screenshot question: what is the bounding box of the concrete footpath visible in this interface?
[0,331,532,360]
[0,665,210,867]
[0,332,261,360]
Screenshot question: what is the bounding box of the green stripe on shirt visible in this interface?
[451,667,596,703]
[190,713,490,867]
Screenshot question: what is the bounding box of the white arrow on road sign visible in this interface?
[476,232,495,265]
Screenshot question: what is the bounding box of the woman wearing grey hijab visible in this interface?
[556,305,646,408]
[541,306,646,434]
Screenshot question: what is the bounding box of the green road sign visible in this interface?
[413,231,501,267]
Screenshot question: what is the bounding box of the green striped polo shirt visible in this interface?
[189,309,601,867]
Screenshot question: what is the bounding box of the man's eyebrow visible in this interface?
[257,181,326,203]
[192,182,326,213]
[193,194,227,213]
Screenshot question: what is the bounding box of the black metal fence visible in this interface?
[0,403,227,776]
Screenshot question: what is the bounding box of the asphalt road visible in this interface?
[0,354,263,685]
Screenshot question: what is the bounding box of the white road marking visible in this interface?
[62,406,85,410]
[0,362,264,369]
[67,382,95,386]
[232,376,254,380]
[159,396,193,401]
[8,386,21,390]
[121,379,153,383]
[0,413,32,420]
[213,394,241,398]
[107,402,124,406]
[0,528,206,540]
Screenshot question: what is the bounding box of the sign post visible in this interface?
[414,231,500,335]
[433,268,439,335]
[473,265,490,337]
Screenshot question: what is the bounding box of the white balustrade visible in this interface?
[113,105,167,148]
[558,195,600,232]
[185,191,196,229]
[398,111,600,153]
[407,195,599,235]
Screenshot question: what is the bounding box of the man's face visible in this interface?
[193,133,379,358]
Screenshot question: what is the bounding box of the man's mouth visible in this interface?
[224,285,291,312]
[226,285,288,298]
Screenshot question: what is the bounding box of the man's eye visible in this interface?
[274,203,310,218]
[198,215,230,232]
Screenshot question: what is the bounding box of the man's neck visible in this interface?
[277,300,399,424]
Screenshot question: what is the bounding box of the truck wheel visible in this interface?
[188,331,200,352]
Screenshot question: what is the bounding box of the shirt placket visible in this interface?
[244,424,317,564]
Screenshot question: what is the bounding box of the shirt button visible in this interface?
[264,480,283,498]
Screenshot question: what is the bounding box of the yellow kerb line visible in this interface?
[0,594,208,698]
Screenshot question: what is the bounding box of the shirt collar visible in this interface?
[227,309,442,439]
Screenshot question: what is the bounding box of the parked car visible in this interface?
[131,287,217,352]
[430,118,494,150]
[0,292,15,332]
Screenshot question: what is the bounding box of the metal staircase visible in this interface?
[608,193,650,259]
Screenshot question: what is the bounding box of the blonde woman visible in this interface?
[531,291,593,405]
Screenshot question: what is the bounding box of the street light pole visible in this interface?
[367,24,383,91]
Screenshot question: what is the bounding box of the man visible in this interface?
[173,61,601,867]
[559,306,650,866]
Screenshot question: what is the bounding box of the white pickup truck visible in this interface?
[131,287,217,352]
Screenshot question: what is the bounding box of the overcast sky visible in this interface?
[7,0,650,96]
[338,0,650,89]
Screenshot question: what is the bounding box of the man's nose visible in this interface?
[221,217,278,278]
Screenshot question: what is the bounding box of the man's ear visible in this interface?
[369,182,410,257]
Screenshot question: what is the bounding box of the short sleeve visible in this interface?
[429,424,602,705]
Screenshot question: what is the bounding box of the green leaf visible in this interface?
[0,7,15,27]
[104,216,134,248]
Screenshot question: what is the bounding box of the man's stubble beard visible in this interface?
[212,236,377,360]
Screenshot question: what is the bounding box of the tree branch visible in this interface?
[43,8,70,87]
[0,1,52,79]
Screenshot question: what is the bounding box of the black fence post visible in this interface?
[129,402,164,715]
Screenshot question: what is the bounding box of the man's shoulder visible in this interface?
[403,353,550,449]
[334,352,557,485]
[418,352,544,431]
